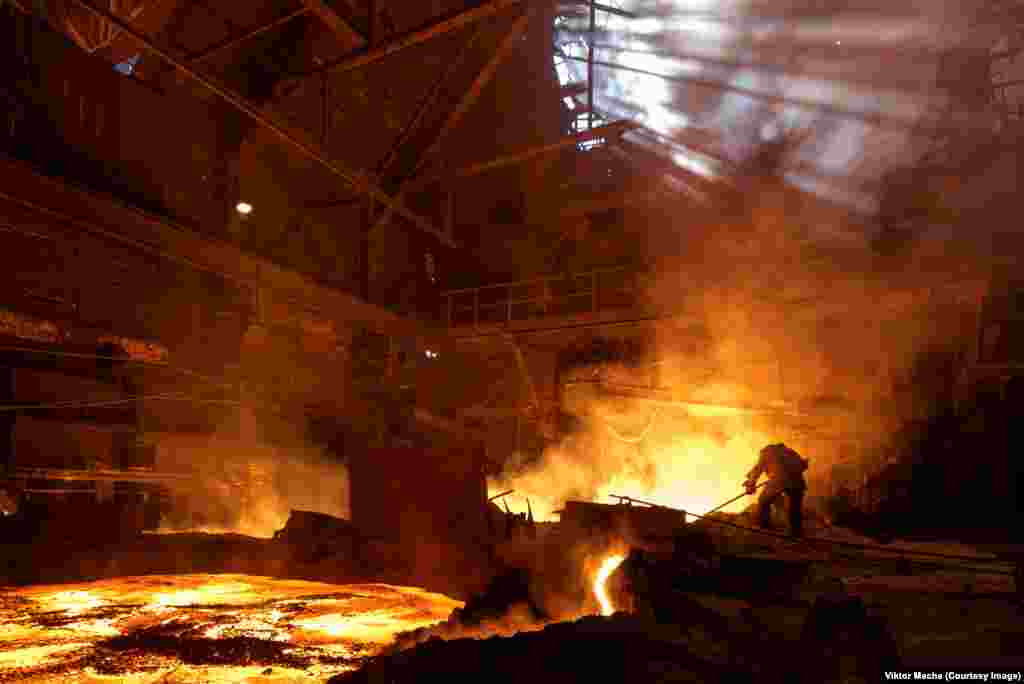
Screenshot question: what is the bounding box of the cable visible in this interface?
[0,392,242,412]
[0,344,234,389]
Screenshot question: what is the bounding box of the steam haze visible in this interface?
[491,0,1003,520]
[156,403,350,538]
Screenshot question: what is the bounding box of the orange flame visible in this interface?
[593,554,626,616]
[489,427,773,523]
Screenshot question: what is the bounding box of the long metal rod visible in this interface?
[587,0,596,130]
[146,6,312,82]
[294,0,527,80]
[612,492,1014,565]
[704,482,766,516]
[410,121,638,189]
[189,7,311,63]
[70,0,457,248]
[488,488,515,502]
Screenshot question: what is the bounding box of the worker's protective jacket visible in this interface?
[746,444,808,491]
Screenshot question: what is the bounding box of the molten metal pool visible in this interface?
[0,574,463,682]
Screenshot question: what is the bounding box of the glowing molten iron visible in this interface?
[0,574,462,682]
[593,554,626,617]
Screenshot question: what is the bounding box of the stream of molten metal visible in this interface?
[593,554,627,617]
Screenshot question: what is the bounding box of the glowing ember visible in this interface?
[0,575,462,682]
[42,590,106,615]
[593,554,626,617]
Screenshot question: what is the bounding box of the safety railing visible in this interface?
[441,266,643,328]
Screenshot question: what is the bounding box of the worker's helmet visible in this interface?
[760,443,787,456]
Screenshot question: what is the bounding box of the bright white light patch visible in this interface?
[236,202,253,215]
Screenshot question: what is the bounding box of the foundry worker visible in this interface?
[743,443,809,537]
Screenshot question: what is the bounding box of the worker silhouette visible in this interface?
[744,443,808,537]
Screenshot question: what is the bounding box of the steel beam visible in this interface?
[301,0,365,51]
[293,0,527,80]
[188,7,311,64]
[71,0,457,248]
[410,121,639,188]
[369,7,536,232]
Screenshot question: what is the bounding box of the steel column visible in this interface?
[587,0,596,130]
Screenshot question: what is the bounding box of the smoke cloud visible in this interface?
[488,0,1008,521]
[156,403,350,538]
[490,185,987,520]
